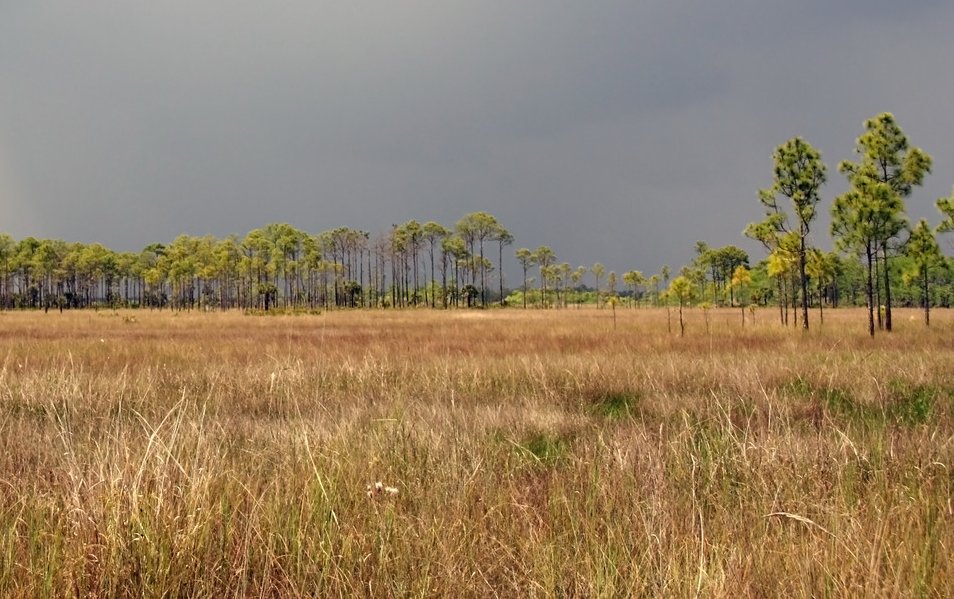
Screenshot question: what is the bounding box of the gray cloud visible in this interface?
[2,1,953,277]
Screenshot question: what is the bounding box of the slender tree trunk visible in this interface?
[404,256,410,307]
[412,249,419,306]
[389,253,396,308]
[678,301,685,336]
[865,244,875,338]
[799,236,809,330]
[882,245,893,332]
[429,245,436,308]
[874,256,882,330]
[441,255,448,309]
[777,276,784,326]
[522,267,528,309]
[454,262,460,308]
[498,241,504,305]
[541,271,547,308]
[479,239,486,306]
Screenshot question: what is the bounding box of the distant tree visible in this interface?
[542,264,562,307]
[837,113,932,333]
[606,295,620,330]
[399,220,423,305]
[422,222,448,308]
[387,225,408,307]
[32,239,66,309]
[832,188,885,336]
[515,248,536,309]
[730,265,752,327]
[242,228,272,309]
[571,266,586,308]
[494,226,514,304]
[139,243,166,308]
[556,263,569,308]
[456,212,503,306]
[535,246,556,307]
[591,263,605,307]
[668,275,693,336]
[442,235,468,308]
[680,263,707,306]
[765,234,799,326]
[213,235,242,309]
[13,237,40,307]
[904,220,944,325]
[622,270,644,308]
[752,137,827,329]
[695,244,749,305]
[806,250,838,324]
[648,274,660,306]
[275,224,308,307]
[745,215,789,324]
[713,246,749,305]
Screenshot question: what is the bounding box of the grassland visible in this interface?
[1,306,953,597]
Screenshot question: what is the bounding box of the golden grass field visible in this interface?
[1,306,953,597]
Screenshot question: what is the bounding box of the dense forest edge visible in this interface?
[2,112,954,336]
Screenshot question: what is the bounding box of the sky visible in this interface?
[2,1,954,278]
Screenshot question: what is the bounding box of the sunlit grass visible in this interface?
[0,306,952,596]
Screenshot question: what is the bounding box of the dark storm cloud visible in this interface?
[2,1,953,277]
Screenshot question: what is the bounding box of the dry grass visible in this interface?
[1,306,953,597]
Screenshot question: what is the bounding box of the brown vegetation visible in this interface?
[1,307,953,596]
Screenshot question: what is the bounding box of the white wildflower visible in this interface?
[366,481,399,499]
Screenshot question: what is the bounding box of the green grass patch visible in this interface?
[824,382,938,428]
[587,390,641,420]
[886,380,937,426]
[785,376,815,398]
[786,376,942,428]
[513,432,573,467]
[823,387,861,417]
[822,388,889,429]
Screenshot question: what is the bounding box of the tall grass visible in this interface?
[0,307,952,596]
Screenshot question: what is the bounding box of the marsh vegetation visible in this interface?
[1,308,953,596]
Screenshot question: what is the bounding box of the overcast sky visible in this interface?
[2,1,954,276]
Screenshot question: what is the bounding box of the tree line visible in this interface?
[2,112,954,331]
[0,213,515,312]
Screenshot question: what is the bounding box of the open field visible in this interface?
[1,307,953,597]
